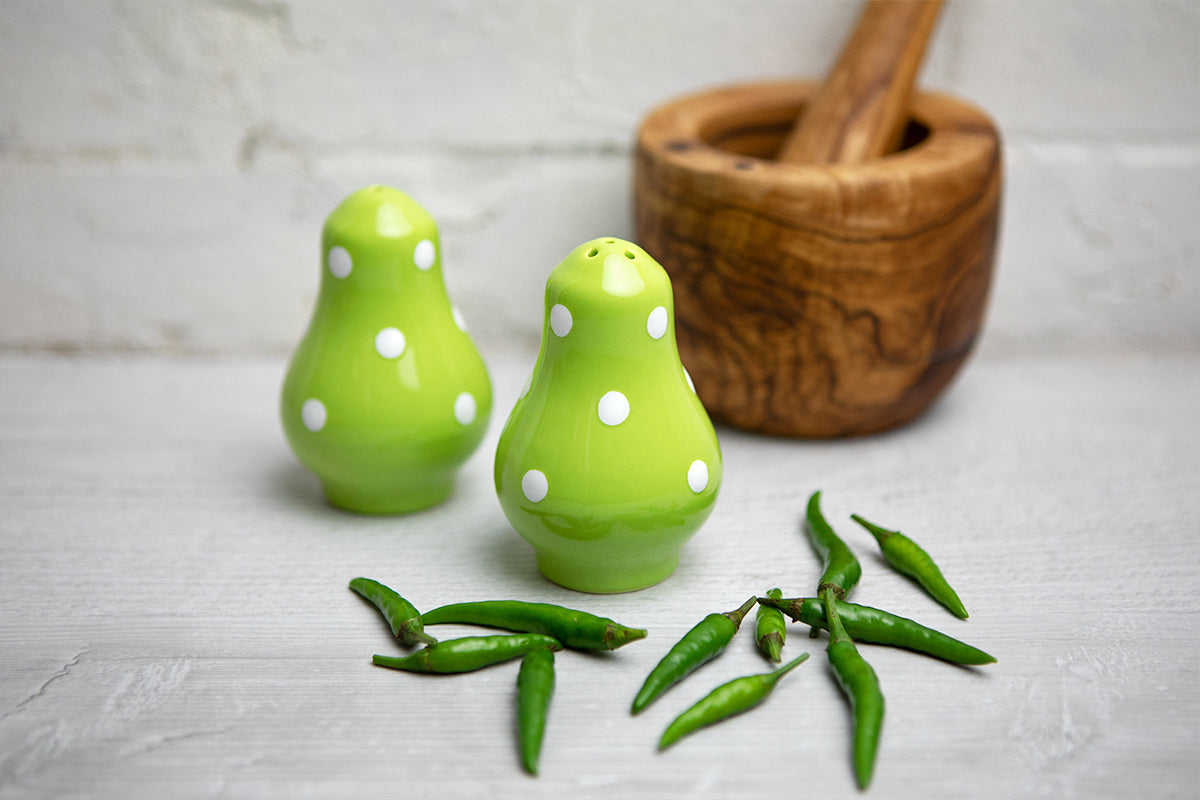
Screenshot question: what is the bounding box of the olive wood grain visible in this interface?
[635,81,1002,437]
[777,0,944,165]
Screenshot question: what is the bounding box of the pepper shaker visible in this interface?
[281,185,492,514]
[494,237,722,592]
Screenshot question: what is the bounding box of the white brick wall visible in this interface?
[1,0,1197,356]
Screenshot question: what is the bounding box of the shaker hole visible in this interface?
[624,249,635,260]
[587,248,599,258]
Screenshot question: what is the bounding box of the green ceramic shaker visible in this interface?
[494,237,722,592]
[281,185,492,514]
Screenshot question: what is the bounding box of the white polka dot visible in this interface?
[301,398,327,432]
[597,390,630,426]
[684,368,696,393]
[413,239,436,271]
[522,469,548,503]
[328,246,352,279]
[452,306,467,332]
[374,327,406,359]
[550,304,573,337]
[454,392,477,425]
[687,460,709,493]
[647,306,668,339]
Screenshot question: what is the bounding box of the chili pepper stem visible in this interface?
[851,514,892,547]
[754,595,791,617]
[821,586,848,645]
[767,652,810,683]
[727,596,758,626]
[759,633,784,662]
[409,628,438,647]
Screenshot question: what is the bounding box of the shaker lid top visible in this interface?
[546,237,672,314]
[324,185,436,246]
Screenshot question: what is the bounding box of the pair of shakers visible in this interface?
[281,186,722,593]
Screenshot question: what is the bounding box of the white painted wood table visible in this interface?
[1,347,1198,799]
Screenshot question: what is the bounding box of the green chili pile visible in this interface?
[350,491,993,789]
[350,577,647,777]
[750,491,995,788]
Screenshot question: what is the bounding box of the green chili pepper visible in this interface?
[421,599,646,651]
[823,587,884,790]
[516,648,555,775]
[349,577,436,647]
[631,596,757,715]
[806,492,862,600]
[852,514,969,619]
[754,588,787,663]
[757,596,995,665]
[658,652,810,750]
[372,633,561,674]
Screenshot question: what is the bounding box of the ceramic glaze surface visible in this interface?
[494,238,722,593]
[281,185,492,514]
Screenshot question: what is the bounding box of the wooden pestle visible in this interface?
[776,0,944,165]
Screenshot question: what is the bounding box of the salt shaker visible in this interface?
[494,237,722,592]
[281,185,491,514]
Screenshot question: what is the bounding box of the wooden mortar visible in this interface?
[635,1,1002,437]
